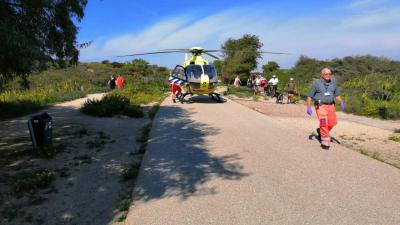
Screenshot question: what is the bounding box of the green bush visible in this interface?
[12,169,57,193]
[81,95,144,118]
[389,135,400,142]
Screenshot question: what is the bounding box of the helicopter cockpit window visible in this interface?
[203,65,216,80]
[185,65,203,80]
[171,65,186,80]
[185,64,217,82]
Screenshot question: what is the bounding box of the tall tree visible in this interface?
[220,34,263,82]
[262,61,280,75]
[0,0,87,81]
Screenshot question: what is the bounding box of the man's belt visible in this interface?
[314,100,334,105]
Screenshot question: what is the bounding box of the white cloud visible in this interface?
[341,7,400,28]
[348,0,389,9]
[80,3,400,69]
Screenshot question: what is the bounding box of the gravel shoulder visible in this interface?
[0,93,149,225]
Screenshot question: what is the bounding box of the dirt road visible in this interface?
[125,95,400,225]
[1,93,149,225]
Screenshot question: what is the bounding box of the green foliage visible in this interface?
[111,82,168,105]
[117,59,169,81]
[0,0,88,78]
[262,61,280,74]
[0,63,114,120]
[12,169,57,193]
[81,95,144,118]
[372,152,383,161]
[226,85,257,98]
[118,199,131,212]
[389,135,400,142]
[1,60,169,120]
[220,34,263,82]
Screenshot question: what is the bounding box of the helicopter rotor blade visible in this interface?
[160,48,190,51]
[204,52,220,60]
[203,50,221,53]
[117,50,186,57]
[205,49,291,55]
[260,51,290,55]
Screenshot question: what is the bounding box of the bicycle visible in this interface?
[266,84,274,96]
[275,90,284,104]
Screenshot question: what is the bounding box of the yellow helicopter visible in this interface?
[118,47,288,103]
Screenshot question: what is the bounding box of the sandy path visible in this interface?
[0,93,149,225]
[125,95,400,225]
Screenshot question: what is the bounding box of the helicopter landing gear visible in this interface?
[179,93,189,104]
[209,92,222,103]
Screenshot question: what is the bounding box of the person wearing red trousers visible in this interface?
[170,83,182,103]
[306,68,345,150]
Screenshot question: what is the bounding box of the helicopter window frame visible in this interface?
[171,65,187,81]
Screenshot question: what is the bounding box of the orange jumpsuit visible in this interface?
[316,104,337,146]
[170,83,182,100]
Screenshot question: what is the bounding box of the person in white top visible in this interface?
[268,74,279,96]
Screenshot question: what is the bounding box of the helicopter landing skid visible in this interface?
[179,93,189,104]
[209,92,222,103]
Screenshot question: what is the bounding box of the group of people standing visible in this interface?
[235,74,297,103]
[108,74,124,89]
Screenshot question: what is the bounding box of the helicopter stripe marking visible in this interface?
[168,76,186,86]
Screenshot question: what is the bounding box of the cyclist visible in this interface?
[259,76,267,94]
[284,78,297,103]
[268,75,279,96]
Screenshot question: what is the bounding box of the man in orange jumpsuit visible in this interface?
[306,68,345,150]
[168,76,183,103]
[170,83,182,103]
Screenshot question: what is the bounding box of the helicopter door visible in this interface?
[171,65,187,81]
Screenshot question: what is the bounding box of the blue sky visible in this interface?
[78,0,400,69]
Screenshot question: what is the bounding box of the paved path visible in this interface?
[125,95,400,225]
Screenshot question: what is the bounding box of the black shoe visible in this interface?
[321,145,330,150]
[172,99,176,103]
[316,128,321,142]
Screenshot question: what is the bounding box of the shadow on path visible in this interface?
[184,95,227,104]
[132,105,247,202]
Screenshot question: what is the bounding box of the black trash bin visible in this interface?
[28,113,53,149]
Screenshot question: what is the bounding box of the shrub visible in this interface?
[12,169,57,193]
[389,135,400,142]
[81,94,143,118]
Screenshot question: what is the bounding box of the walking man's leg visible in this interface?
[316,105,331,149]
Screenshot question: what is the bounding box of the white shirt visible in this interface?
[269,78,279,85]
